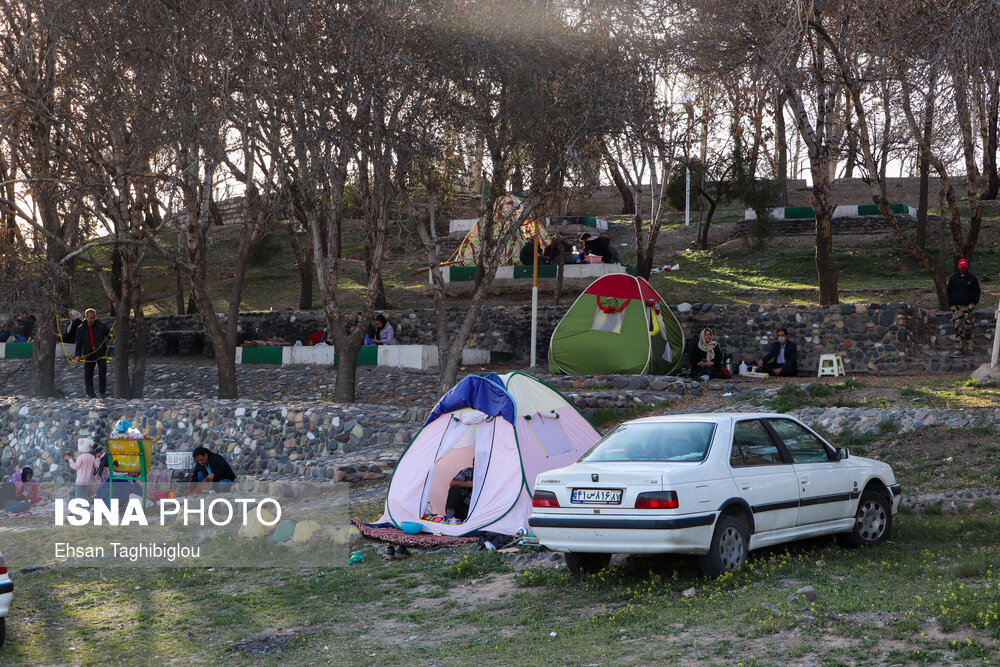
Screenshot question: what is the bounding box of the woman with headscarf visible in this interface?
[60,309,83,344]
[8,466,45,505]
[687,327,725,380]
[373,314,398,345]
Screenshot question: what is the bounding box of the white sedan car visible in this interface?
[0,548,11,646]
[529,413,900,576]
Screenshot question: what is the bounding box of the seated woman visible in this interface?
[687,327,727,380]
[5,466,48,510]
[373,314,398,345]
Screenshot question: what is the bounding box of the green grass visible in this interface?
[8,508,1000,665]
[62,199,1000,316]
[588,400,674,431]
[758,380,868,412]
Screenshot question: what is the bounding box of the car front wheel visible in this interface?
[564,552,611,575]
[699,515,748,577]
[842,490,892,547]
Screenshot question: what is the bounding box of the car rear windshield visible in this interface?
[580,422,716,462]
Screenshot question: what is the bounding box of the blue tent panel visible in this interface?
[425,374,516,425]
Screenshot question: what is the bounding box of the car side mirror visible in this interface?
[835,447,849,461]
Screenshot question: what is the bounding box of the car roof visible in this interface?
[626,413,795,425]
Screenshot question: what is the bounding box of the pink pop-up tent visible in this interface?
[378,372,602,536]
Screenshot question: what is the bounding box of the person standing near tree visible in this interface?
[74,308,111,398]
[947,258,980,358]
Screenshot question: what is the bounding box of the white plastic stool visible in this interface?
[817,354,846,377]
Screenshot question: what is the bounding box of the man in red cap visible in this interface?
[946,258,980,358]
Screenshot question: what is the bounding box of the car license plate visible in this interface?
[571,488,623,504]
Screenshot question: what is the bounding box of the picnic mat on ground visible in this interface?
[351,518,480,548]
[1,503,57,519]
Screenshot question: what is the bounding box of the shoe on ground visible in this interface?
[383,545,396,560]
[393,545,410,559]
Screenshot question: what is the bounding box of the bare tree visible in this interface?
[415,0,633,390]
[146,1,278,399]
[0,0,87,396]
[674,0,848,304]
[812,0,998,308]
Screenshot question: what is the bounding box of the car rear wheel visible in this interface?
[0,617,6,647]
[841,490,891,547]
[564,552,611,575]
[699,515,748,577]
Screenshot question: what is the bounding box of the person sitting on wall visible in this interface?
[14,311,36,340]
[372,314,398,345]
[578,233,621,264]
[758,327,798,377]
[1,317,27,342]
[187,446,237,493]
[687,327,728,380]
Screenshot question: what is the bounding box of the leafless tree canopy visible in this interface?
[2,0,998,396]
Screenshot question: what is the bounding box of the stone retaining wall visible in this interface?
[5,392,999,486]
[132,303,991,375]
[0,397,425,484]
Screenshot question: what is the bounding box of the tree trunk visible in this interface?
[29,318,56,398]
[333,347,360,403]
[110,247,122,316]
[983,77,999,200]
[131,292,146,398]
[602,144,635,214]
[811,170,839,305]
[916,71,935,249]
[633,213,654,278]
[287,222,313,310]
[175,228,186,314]
[175,269,186,315]
[553,240,565,307]
[775,90,788,205]
[937,191,947,309]
[114,295,131,399]
[696,190,718,251]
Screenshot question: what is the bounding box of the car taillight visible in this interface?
[635,491,678,509]
[532,490,560,508]
[0,566,6,575]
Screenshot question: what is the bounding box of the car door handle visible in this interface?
[800,477,809,484]
[741,484,751,491]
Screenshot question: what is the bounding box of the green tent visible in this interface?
[548,274,685,375]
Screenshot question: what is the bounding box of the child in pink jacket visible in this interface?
[66,437,99,501]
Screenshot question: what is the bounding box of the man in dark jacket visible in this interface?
[947,258,980,358]
[74,308,111,398]
[759,328,798,377]
[188,446,237,492]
